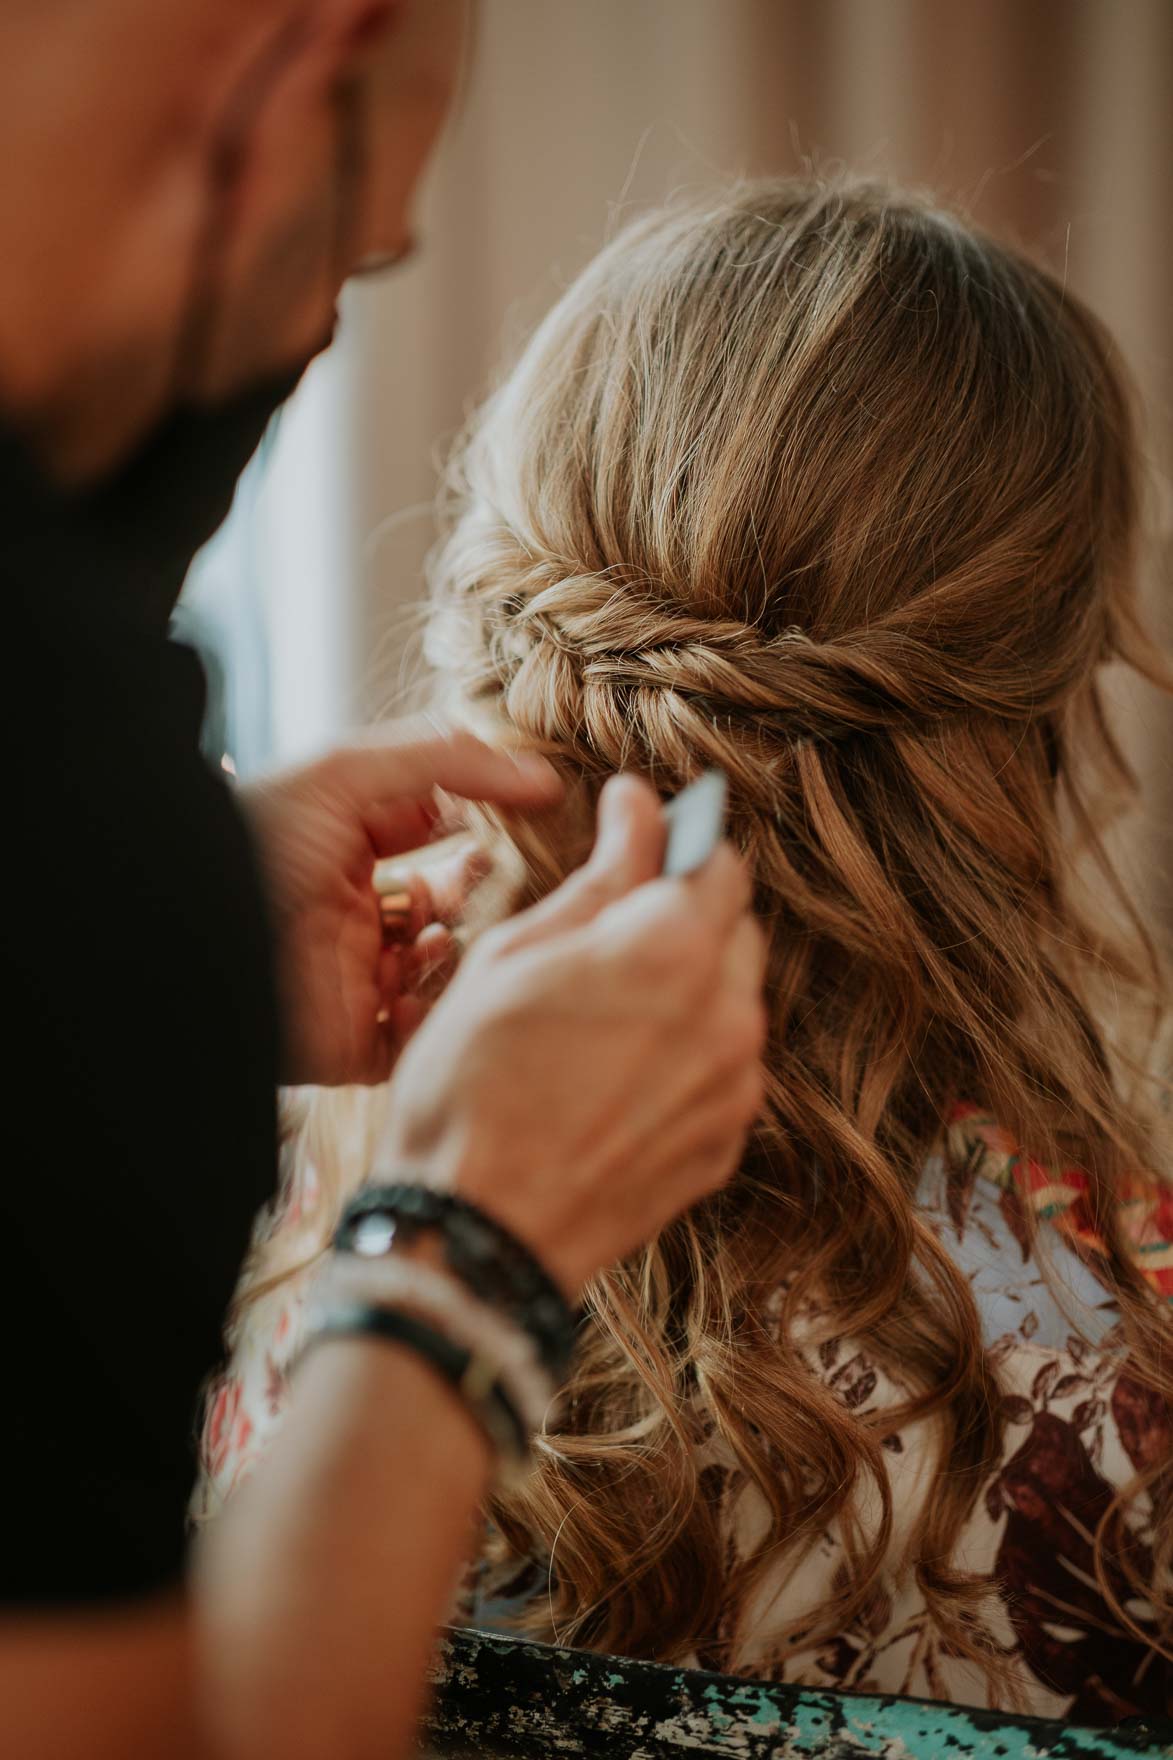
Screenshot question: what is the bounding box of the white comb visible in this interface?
[662,770,728,877]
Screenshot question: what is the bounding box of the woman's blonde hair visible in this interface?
[425,177,1172,1682]
[223,178,1173,1690]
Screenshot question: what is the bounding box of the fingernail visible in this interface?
[593,778,634,860]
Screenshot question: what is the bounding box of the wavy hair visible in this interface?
[216,178,1172,1695]
[423,179,1173,1685]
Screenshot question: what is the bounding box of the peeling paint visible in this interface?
[425,1626,1172,1758]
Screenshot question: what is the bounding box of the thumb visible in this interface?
[495,774,667,950]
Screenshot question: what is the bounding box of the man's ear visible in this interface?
[302,0,470,106]
[297,0,403,83]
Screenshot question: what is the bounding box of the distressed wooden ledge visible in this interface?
[425,1626,1172,1759]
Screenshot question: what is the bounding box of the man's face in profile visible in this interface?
[2,0,472,480]
[193,0,472,402]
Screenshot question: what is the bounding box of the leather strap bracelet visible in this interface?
[297,1302,531,1477]
[334,1183,577,1382]
[316,1252,555,1441]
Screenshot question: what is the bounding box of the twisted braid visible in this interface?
[435,545,1095,796]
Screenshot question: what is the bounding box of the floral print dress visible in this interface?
[201,1103,1173,1725]
[680,1105,1173,1724]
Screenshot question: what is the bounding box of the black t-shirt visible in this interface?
[0,426,281,1604]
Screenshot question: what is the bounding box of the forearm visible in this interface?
[194,1336,491,1760]
[1,1306,490,1760]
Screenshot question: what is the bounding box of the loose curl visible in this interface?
[424,180,1173,1686]
[217,178,1173,1699]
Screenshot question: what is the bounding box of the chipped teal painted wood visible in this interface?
[425,1627,1172,1758]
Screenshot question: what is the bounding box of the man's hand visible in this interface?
[241,726,562,1086]
[379,775,768,1293]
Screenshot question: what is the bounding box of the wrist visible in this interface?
[374,1124,583,1300]
[337,1181,577,1375]
[278,1325,496,1527]
[301,1179,579,1484]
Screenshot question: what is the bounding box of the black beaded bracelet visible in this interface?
[334,1184,577,1382]
[300,1302,531,1468]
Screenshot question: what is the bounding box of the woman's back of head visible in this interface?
[430,179,1163,1174]
[423,176,1173,1679]
[432,176,1142,749]
[432,171,1164,1252]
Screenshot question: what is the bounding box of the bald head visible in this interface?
[0,0,468,479]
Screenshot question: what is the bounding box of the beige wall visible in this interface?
[262,0,1172,904]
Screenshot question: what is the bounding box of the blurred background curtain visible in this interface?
[213,0,1171,909]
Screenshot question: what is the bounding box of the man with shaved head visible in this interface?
[0,6,765,1755]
